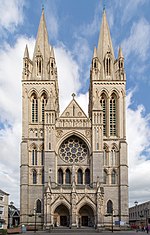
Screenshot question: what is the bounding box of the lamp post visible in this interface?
[134,201,138,232]
[105,208,119,233]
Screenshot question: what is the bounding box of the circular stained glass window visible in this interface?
[59,135,88,163]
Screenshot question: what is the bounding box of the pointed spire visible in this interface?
[33,8,50,61]
[118,47,124,59]
[50,46,55,58]
[24,45,29,58]
[93,46,98,59]
[97,10,114,62]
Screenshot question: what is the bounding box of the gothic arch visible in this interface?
[106,200,113,214]
[35,199,42,213]
[51,200,71,215]
[103,143,109,151]
[39,88,49,97]
[77,200,96,215]
[100,89,109,99]
[109,89,120,99]
[110,143,119,151]
[56,131,91,155]
[28,89,38,99]
[29,143,38,151]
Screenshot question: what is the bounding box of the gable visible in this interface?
[60,99,87,118]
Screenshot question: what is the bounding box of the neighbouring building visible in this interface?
[20,8,128,229]
[8,203,20,228]
[0,189,9,229]
[129,201,150,229]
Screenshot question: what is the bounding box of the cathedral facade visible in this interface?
[20,9,128,229]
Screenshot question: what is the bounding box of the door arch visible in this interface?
[78,204,95,227]
[54,204,70,227]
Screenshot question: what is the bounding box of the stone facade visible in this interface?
[20,9,128,229]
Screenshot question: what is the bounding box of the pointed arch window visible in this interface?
[58,169,63,185]
[107,200,113,214]
[103,170,107,184]
[65,169,71,184]
[110,94,117,136]
[32,148,37,165]
[100,94,106,136]
[85,168,90,184]
[111,170,117,184]
[36,199,41,213]
[31,94,38,123]
[103,145,108,165]
[42,168,44,184]
[36,56,43,76]
[105,56,111,76]
[77,169,83,184]
[41,93,47,122]
[41,149,44,165]
[110,146,117,166]
[33,170,37,184]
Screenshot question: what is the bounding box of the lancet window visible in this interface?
[65,169,71,184]
[33,170,37,184]
[103,170,108,184]
[111,170,117,184]
[31,93,38,123]
[32,148,37,165]
[85,168,90,184]
[110,93,117,136]
[58,168,63,185]
[41,93,47,122]
[77,169,83,184]
[36,56,42,76]
[36,199,41,213]
[107,200,113,214]
[100,94,106,136]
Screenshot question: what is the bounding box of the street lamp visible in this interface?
[105,208,119,233]
[134,201,138,232]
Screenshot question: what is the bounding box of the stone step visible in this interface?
[48,227,98,233]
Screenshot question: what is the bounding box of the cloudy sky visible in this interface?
[0,0,150,209]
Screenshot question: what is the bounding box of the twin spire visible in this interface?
[94,9,123,62]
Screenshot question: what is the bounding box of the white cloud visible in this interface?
[0,36,35,207]
[0,0,26,34]
[55,44,81,113]
[122,18,150,61]
[127,90,150,206]
[120,0,146,25]
[46,3,59,40]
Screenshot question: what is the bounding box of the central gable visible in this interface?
[60,97,87,118]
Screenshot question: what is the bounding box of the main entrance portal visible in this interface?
[54,204,69,227]
[79,205,95,227]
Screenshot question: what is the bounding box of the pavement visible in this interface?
[21,230,149,235]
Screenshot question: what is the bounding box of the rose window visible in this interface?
[59,136,88,163]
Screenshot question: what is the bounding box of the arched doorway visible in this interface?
[78,204,95,227]
[54,204,70,227]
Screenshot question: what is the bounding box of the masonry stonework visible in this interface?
[20,9,128,229]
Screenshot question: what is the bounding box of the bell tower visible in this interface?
[20,9,59,225]
[89,9,128,223]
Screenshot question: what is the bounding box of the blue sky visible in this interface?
[0,0,150,208]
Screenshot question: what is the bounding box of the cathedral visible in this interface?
[20,8,128,229]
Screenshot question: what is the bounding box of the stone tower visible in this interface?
[20,9,128,229]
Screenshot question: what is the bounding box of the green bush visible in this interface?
[0,229,7,235]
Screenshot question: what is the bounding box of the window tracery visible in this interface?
[100,93,106,135]
[59,136,88,163]
[110,93,117,136]
[31,93,38,123]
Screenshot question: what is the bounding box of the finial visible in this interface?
[72,93,76,99]
[42,0,45,11]
[101,0,106,11]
